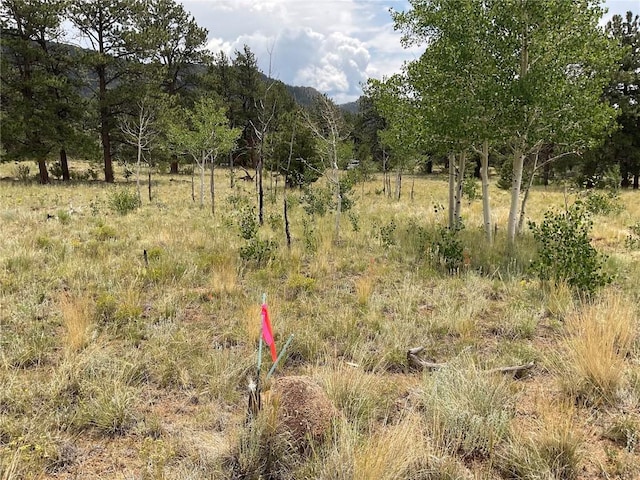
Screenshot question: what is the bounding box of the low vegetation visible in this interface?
[0,165,639,479]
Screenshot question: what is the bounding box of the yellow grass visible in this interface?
[1,164,639,478]
[560,290,638,406]
[59,292,93,353]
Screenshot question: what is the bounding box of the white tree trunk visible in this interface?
[333,158,341,241]
[136,135,142,205]
[448,152,455,229]
[199,151,206,208]
[210,155,215,215]
[454,152,466,225]
[507,148,524,246]
[480,139,493,244]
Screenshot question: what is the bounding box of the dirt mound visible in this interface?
[271,375,337,448]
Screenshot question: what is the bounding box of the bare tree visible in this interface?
[305,95,350,241]
[120,98,158,203]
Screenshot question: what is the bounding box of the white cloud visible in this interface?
[182,0,388,102]
[184,0,630,103]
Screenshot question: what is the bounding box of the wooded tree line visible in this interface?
[364,0,639,246]
[1,0,638,223]
[0,0,341,189]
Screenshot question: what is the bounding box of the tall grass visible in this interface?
[1,166,639,478]
[557,290,638,406]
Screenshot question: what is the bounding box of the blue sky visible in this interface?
[181,0,637,104]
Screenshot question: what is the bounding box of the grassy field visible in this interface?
[0,164,639,479]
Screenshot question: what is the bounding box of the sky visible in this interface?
[180,0,637,104]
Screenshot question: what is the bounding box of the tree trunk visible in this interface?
[425,159,433,174]
[284,197,291,249]
[98,65,114,183]
[448,152,455,229]
[37,159,50,184]
[210,156,215,215]
[382,148,387,195]
[258,157,264,225]
[480,140,493,245]
[634,173,639,190]
[395,167,402,201]
[136,138,142,205]
[148,169,152,202]
[170,161,179,175]
[507,149,525,246]
[333,160,342,242]
[507,15,529,246]
[542,162,551,186]
[454,152,466,224]
[199,153,205,208]
[229,152,235,188]
[191,160,195,202]
[60,148,70,181]
[518,150,540,235]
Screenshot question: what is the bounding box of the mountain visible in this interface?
[338,101,360,114]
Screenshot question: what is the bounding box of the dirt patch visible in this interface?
[271,375,338,449]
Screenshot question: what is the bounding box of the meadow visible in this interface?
[0,164,639,479]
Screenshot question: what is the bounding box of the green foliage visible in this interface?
[579,189,624,216]
[302,217,319,252]
[462,172,480,203]
[109,189,140,215]
[625,222,640,250]
[238,206,259,240]
[529,203,610,294]
[239,239,277,268]
[431,224,464,273]
[374,219,397,249]
[301,185,332,217]
[56,210,71,224]
[236,206,277,267]
[14,164,32,183]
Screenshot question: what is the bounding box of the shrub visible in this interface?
[529,202,610,295]
[301,185,332,217]
[374,219,397,249]
[431,225,464,273]
[239,239,277,268]
[109,189,140,215]
[625,222,640,250]
[14,164,31,182]
[579,189,623,216]
[238,206,259,240]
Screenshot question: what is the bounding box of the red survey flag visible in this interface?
[261,303,277,362]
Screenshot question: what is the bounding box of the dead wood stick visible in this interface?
[407,348,535,377]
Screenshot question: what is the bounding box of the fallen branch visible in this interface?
[407,347,535,378]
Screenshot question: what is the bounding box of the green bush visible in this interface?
[238,206,259,240]
[529,202,610,295]
[579,189,623,216]
[301,185,332,217]
[625,222,640,250]
[239,239,277,267]
[109,189,140,215]
[14,164,31,182]
[431,224,464,273]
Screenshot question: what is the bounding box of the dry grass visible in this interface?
[1,164,639,478]
[59,292,93,353]
[353,414,426,480]
[558,290,638,406]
